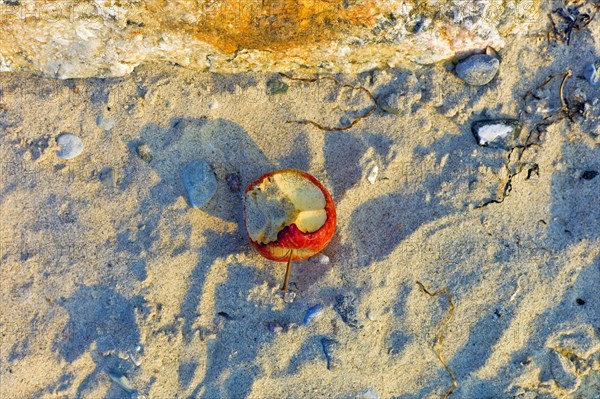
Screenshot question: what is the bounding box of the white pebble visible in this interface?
[367,165,379,184]
[476,124,512,145]
[366,310,378,321]
[208,101,219,110]
[128,351,142,367]
[283,291,296,303]
[316,254,330,264]
[56,133,84,160]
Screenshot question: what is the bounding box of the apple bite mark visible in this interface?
[243,169,336,292]
[244,172,327,244]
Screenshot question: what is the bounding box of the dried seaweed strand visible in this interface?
[279,72,377,131]
[548,5,593,45]
[479,69,575,209]
[416,281,457,399]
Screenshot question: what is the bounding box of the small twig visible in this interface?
[279,73,378,131]
[559,70,572,110]
[281,249,294,292]
[485,69,576,210]
[416,281,457,399]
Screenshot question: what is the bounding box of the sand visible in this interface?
[1,3,599,399]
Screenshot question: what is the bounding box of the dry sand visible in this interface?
[1,3,599,399]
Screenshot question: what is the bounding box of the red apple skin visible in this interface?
[243,169,336,262]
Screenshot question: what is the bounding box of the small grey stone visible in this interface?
[182,160,217,208]
[455,54,500,86]
[583,61,600,87]
[135,144,152,162]
[581,170,598,180]
[320,337,340,370]
[265,321,287,333]
[366,310,378,321]
[56,133,83,160]
[472,119,522,149]
[334,294,363,329]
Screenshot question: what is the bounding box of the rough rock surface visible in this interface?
[0,0,539,78]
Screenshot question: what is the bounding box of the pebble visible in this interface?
[471,119,521,149]
[366,310,378,321]
[136,144,152,162]
[56,133,84,160]
[128,350,142,367]
[181,160,218,208]
[581,170,598,180]
[455,54,500,86]
[303,304,323,325]
[283,291,296,303]
[334,294,363,329]
[367,165,379,184]
[225,172,241,192]
[584,61,600,87]
[265,321,287,333]
[208,100,219,110]
[485,45,501,60]
[309,253,330,264]
[320,337,340,370]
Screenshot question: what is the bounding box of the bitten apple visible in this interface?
[243,169,336,292]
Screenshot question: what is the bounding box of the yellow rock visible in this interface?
[0,0,540,78]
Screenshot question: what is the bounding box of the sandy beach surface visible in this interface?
[1,3,599,399]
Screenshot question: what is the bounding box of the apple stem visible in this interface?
[281,250,294,292]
